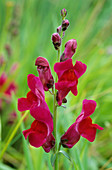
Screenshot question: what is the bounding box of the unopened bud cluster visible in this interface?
[52,8,70,50]
[61,8,67,19]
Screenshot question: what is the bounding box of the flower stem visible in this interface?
[57,48,60,62]
[0,110,29,160]
[53,88,58,170]
[53,47,61,170]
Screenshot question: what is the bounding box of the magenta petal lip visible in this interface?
[23,120,48,148]
[18,97,32,112]
[76,99,97,121]
[27,74,45,100]
[54,59,73,79]
[18,74,45,112]
[73,60,87,78]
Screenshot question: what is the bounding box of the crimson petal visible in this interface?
[73,60,87,78]
[30,103,53,135]
[54,59,73,79]
[27,74,45,100]
[18,98,32,111]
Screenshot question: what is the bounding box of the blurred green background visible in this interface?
[0,0,112,169]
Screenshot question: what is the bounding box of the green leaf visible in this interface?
[59,150,71,161]
[0,163,16,170]
[74,148,84,170]
[61,105,66,108]
[50,153,56,167]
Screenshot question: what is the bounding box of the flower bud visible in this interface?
[7,111,17,124]
[52,33,61,50]
[10,62,19,74]
[5,44,12,56]
[12,29,19,36]
[0,55,5,66]
[62,19,69,31]
[57,25,61,34]
[60,39,77,61]
[35,57,54,91]
[5,82,17,96]
[61,8,67,18]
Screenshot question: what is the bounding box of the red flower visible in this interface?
[0,55,5,66]
[5,82,17,96]
[0,72,17,105]
[23,104,54,152]
[61,99,103,148]
[0,72,7,87]
[54,59,87,105]
[10,62,19,74]
[18,74,45,112]
[35,57,54,91]
[7,111,17,124]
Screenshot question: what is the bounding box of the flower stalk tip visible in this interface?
[61,8,67,19]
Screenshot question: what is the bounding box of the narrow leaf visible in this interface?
[59,150,71,161]
[51,153,56,167]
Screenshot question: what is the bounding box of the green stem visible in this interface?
[57,48,60,62]
[53,47,61,170]
[0,110,29,160]
[58,142,61,151]
[53,87,58,170]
